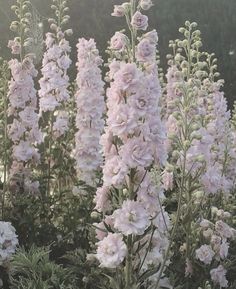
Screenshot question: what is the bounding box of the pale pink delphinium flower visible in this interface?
[210,265,228,288]
[96,233,127,268]
[136,38,156,63]
[94,186,111,213]
[53,111,69,138]
[110,32,127,52]
[120,137,153,169]
[113,200,150,236]
[111,5,125,17]
[107,104,137,138]
[162,169,174,191]
[0,222,18,265]
[75,38,105,185]
[215,220,234,239]
[8,39,21,55]
[102,155,128,188]
[195,244,215,265]
[131,11,148,31]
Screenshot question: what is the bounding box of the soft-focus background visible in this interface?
[0,0,236,107]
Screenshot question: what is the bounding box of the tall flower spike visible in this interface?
[75,38,105,185]
[7,0,42,195]
[94,1,170,288]
[38,0,72,195]
[38,0,72,135]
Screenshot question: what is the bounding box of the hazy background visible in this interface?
[0,0,236,108]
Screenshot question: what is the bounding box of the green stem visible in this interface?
[2,79,8,219]
[155,142,187,289]
[19,0,25,62]
[125,235,133,289]
[47,113,53,196]
[130,0,137,61]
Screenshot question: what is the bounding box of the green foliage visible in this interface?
[9,246,76,289]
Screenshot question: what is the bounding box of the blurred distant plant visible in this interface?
[0,58,10,219]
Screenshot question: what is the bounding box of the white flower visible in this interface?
[195,244,215,265]
[113,200,150,235]
[96,233,127,268]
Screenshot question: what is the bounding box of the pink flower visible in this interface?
[131,11,148,31]
[219,240,229,259]
[107,105,137,138]
[215,220,234,239]
[143,30,159,44]
[53,111,69,138]
[13,141,35,162]
[210,265,228,288]
[120,137,153,169]
[195,244,215,264]
[8,120,26,142]
[110,32,127,52]
[136,38,156,63]
[113,200,150,235]
[19,107,38,128]
[8,40,21,54]
[114,62,140,91]
[111,5,125,17]
[103,155,128,187]
[94,186,111,213]
[162,170,174,191]
[75,38,105,185]
[96,233,127,268]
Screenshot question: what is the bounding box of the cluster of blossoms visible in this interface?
[195,209,236,287]
[38,17,72,139]
[94,2,171,287]
[185,79,234,195]
[74,38,105,185]
[165,36,235,196]
[0,222,18,265]
[7,41,42,194]
[163,22,236,288]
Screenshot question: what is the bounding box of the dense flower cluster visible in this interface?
[1,1,236,289]
[195,210,236,287]
[0,222,18,265]
[94,2,170,287]
[74,38,105,185]
[39,25,72,139]
[7,46,42,194]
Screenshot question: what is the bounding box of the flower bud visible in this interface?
[90,211,99,220]
[140,0,153,10]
